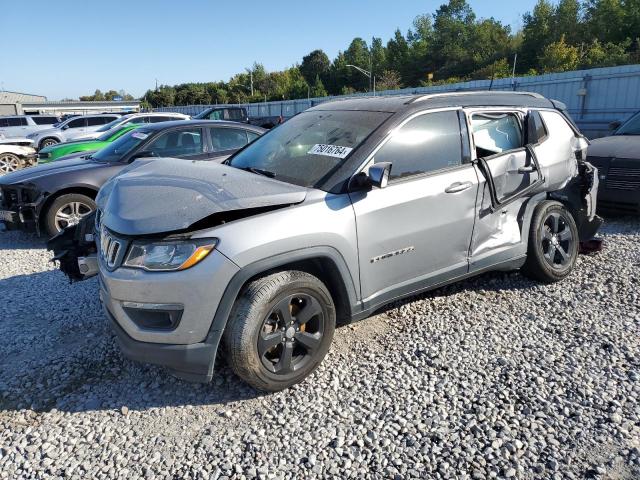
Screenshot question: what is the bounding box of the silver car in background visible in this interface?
[27,114,120,149]
[0,115,60,139]
[70,112,191,141]
[51,91,601,392]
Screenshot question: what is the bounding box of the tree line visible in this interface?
[140,0,639,108]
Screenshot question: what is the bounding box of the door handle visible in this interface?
[445,181,473,193]
[517,165,536,173]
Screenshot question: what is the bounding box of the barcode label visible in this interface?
[308,144,353,159]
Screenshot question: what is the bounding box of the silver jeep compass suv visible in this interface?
[50,92,601,392]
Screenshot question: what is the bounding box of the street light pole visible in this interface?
[346,64,376,96]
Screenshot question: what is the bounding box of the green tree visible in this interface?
[431,0,477,78]
[584,0,626,43]
[309,75,328,98]
[539,35,580,72]
[520,0,555,71]
[376,70,403,91]
[386,29,410,82]
[581,39,631,67]
[344,38,371,91]
[300,50,331,85]
[554,0,583,45]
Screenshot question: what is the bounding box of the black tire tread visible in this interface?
[223,270,335,392]
[522,200,579,283]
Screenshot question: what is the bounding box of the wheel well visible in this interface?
[39,137,60,148]
[38,187,98,228]
[243,257,353,326]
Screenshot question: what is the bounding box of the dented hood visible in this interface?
[97,158,308,236]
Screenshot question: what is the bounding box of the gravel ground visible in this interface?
[0,217,639,480]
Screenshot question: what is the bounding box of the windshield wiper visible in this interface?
[241,166,276,178]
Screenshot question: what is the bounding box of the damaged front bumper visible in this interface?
[0,185,45,233]
[48,214,240,383]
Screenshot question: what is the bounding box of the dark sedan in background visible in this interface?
[587,111,640,214]
[0,120,265,236]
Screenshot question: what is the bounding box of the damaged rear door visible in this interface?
[466,109,547,269]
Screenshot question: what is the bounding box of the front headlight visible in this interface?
[124,239,217,271]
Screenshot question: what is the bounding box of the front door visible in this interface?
[350,109,479,306]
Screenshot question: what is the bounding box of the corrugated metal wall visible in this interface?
[156,64,640,139]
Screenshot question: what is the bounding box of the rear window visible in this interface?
[7,117,27,127]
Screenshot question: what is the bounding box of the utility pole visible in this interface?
[346,64,375,95]
[511,54,518,90]
[246,68,254,97]
[155,78,158,91]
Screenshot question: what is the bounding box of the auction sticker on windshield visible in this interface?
[308,144,353,159]
[131,132,150,140]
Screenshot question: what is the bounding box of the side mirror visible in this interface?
[348,162,393,192]
[609,120,622,131]
[368,162,392,189]
[130,150,158,161]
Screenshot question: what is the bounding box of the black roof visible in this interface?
[309,91,558,114]
[138,119,265,132]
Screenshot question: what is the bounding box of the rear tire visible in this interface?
[43,193,96,237]
[39,137,59,150]
[224,270,336,392]
[522,201,579,283]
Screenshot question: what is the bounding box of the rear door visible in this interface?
[350,109,479,305]
[466,108,545,268]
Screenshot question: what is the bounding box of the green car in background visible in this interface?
[38,124,141,163]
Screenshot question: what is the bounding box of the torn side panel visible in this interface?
[469,177,528,259]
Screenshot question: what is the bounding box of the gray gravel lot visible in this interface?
[0,217,639,480]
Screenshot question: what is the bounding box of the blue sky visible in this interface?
[0,0,538,100]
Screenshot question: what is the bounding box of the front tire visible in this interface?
[43,193,96,237]
[522,201,579,283]
[0,153,22,174]
[224,271,336,392]
[39,137,59,150]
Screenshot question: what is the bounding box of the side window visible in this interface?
[247,131,260,143]
[7,117,25,127]
[224,108,245,121]
[146,128,204,156]
[207,110,224,120]
[33,117,58,125]
[471,112,523,157]
[150,116,176,123]
[374,110,462,181]
[130,117,150,124]
[88,117,108,127]
[526,110,548,144]
[0,119,8,127]
[209,128,249,151]
[67,118,86,128]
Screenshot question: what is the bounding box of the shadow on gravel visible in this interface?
[0,230,44,250]
[0,268,262,415]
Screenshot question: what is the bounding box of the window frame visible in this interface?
[207,126,253,153]
[465,107,545,210]
[66,117,87,129]
[355,107,470,186]
[144,126,206,158]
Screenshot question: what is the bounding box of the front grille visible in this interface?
[99,226,126,269]
[605,166,640,191]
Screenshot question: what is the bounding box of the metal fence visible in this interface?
[156,64,640,139]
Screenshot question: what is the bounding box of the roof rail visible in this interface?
[410,90,545,104]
